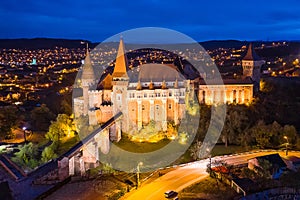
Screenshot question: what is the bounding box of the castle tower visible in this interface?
[112,38,129,131]
[242,43,265,92]
[81,45,95,115]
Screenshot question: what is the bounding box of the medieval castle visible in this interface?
[73,39,265,133]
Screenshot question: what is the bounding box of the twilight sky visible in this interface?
[0,0,300,42]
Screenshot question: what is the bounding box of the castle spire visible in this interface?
[243,43,261,61]
[82,45,95,80]
[162,79,167,89]
[136,79,142,90]
[149,80,154,90]
[174,78,178,88]
[112,37,128,79]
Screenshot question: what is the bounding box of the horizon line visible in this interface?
[0,37,298,44]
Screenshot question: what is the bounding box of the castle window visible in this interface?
[156,105,160,110]
[142,105,145,110]
[144,93,147,98]
[168,104,172,109]
[117,94,121,101]
[202,90,206,103]
[169,92,172,96]
[238,90,242,103]
[233,90,237,103]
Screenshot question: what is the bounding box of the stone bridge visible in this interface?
[56,112,122,179]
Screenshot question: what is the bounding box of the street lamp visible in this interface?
[284,136,289,156]
[22,127,27,143]
[136,162,143,189]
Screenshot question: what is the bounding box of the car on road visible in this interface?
[164,190,178,198]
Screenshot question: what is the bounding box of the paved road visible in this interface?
[123,150,300,200]
[123,165,209,200]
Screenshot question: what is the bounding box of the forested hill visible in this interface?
[0,38,96,49]
[1,38,300,51]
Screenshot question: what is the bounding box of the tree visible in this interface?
[248,120,298,149]
[251,120,273,148]
[196,104,211,141]
[30,104,55,131]
[269,121,283,146]
[296,138,300,150]
[189,140,202,160]
[41,143,58,163]
[221,105,249,147]
[11,142,39,169]
[166,122,177,139]
[74,115,90,138]
[45,114,75,142]
[60,98,72,115]
[185,93,200,116]
[282,125,297,145]
[0,106,22,139]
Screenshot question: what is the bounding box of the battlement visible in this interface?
[88,90,102,94]
[100,104,113,111]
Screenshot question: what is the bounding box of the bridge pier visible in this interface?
[58,113,123,178]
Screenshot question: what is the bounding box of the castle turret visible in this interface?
[242,43,265,92]
[112,37,128,80]
[112,38,129,131]
[82,46,95,115]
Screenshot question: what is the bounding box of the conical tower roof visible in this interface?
[243,43,262,61]
[82,48,95,80]
[112,38,128,79]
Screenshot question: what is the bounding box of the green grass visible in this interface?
[211,144,253,156]
[180,177,237,200]
[113,134,171,153]
[31,133,49,147]
[57,136,79,155]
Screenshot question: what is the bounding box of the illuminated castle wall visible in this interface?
[73,39,264,132]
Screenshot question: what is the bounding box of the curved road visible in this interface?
[122,150,300,200]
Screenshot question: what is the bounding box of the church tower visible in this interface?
[81,45,95,115]
[242,43,265,92]
[112,38,129,131]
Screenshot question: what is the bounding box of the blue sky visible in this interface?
[0,0,300,42]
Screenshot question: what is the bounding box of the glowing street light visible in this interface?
[284,136,289,156]
[22,127,27,143]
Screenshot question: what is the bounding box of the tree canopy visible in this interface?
[0,106,22,139]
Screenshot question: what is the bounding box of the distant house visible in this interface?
[248,153,287,179]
